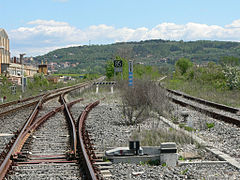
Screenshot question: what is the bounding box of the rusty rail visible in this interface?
[0,80,98,179]
[0,97,83,179]
[0,81,77,109]
[167,89,239,114]
[19,98,83,154]
[169,95,240,127]
[0,101,38,118]
[0,95,45,180]
[58,82,91,158]
[77,100,100,180]
[0,76,103,110]
[0,94,43,109]
[60,93,78,159]
[0,82,90,118]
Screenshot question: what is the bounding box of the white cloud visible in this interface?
[9,19,240,56]
[11,44,80,58]
[27,19,69,26]
[225,19,240,28]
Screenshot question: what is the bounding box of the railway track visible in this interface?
[0,81,91,155]
[2,96,79,179]
[0,75,105,118]
[167,89,240,127]
[0,78,106,179]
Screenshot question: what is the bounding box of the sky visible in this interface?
[1,0,240,57]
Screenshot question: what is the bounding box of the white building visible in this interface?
[0,28,10,74]
[0,28,38,85]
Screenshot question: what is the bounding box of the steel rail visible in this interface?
[0,82,89,118]
[0,94,43,109]
[78,100,100,180]
[169,97,240,127]
[0,94,45,180]
[58,81,92,157]
[44,81,90,103]
[0,98,83,179]
[19,98,83,153]
[60,93,78,158]
[0,81,77,109]
[167,89,239,114]
[0,101,38,118]
[0,79,99,179]
[0,76,103,110]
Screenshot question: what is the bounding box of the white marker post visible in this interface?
[111,85,114,93]
[96,84,99,94]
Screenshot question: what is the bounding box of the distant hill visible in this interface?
[34,39,240,74]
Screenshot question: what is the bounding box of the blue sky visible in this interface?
[1,0,240,56]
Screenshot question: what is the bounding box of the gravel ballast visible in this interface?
[68,89,240,179]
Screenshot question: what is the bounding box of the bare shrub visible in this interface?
[131,128,194,146]
[118,79,171,125]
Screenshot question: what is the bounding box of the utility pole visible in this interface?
[20,53,26,93]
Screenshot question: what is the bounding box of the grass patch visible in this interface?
[161,162,167,167]
[181,168,189,175]
[206,122,215,129]
[184,126,196,132]
[103,157,111,162]
[179,123,185,128]
[132,127,194,146]
[178,156,185,161]
[165,78,240,108]
[179,123,196,132]
[171,116,179,124]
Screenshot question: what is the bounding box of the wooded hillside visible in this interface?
[34,39,240,74]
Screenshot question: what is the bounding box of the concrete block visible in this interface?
[142,146,160,155]
[107,155,159,164]
[160,153,178,167]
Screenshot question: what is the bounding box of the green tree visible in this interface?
[30,73,49,89]
[175,58,193,75]
[134,65,160,79]
[220,56,240,66]
[105,60,114,79]
[0,75,12,97]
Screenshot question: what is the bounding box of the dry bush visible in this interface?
[118,79,171,125]
[131,128,194,146]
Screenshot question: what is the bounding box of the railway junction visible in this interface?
[0,79,239,179]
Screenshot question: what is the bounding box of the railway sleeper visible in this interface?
[7,163,82,179]
[6,174,80,180]
[12,162,79,169]
[97,166,113,170]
